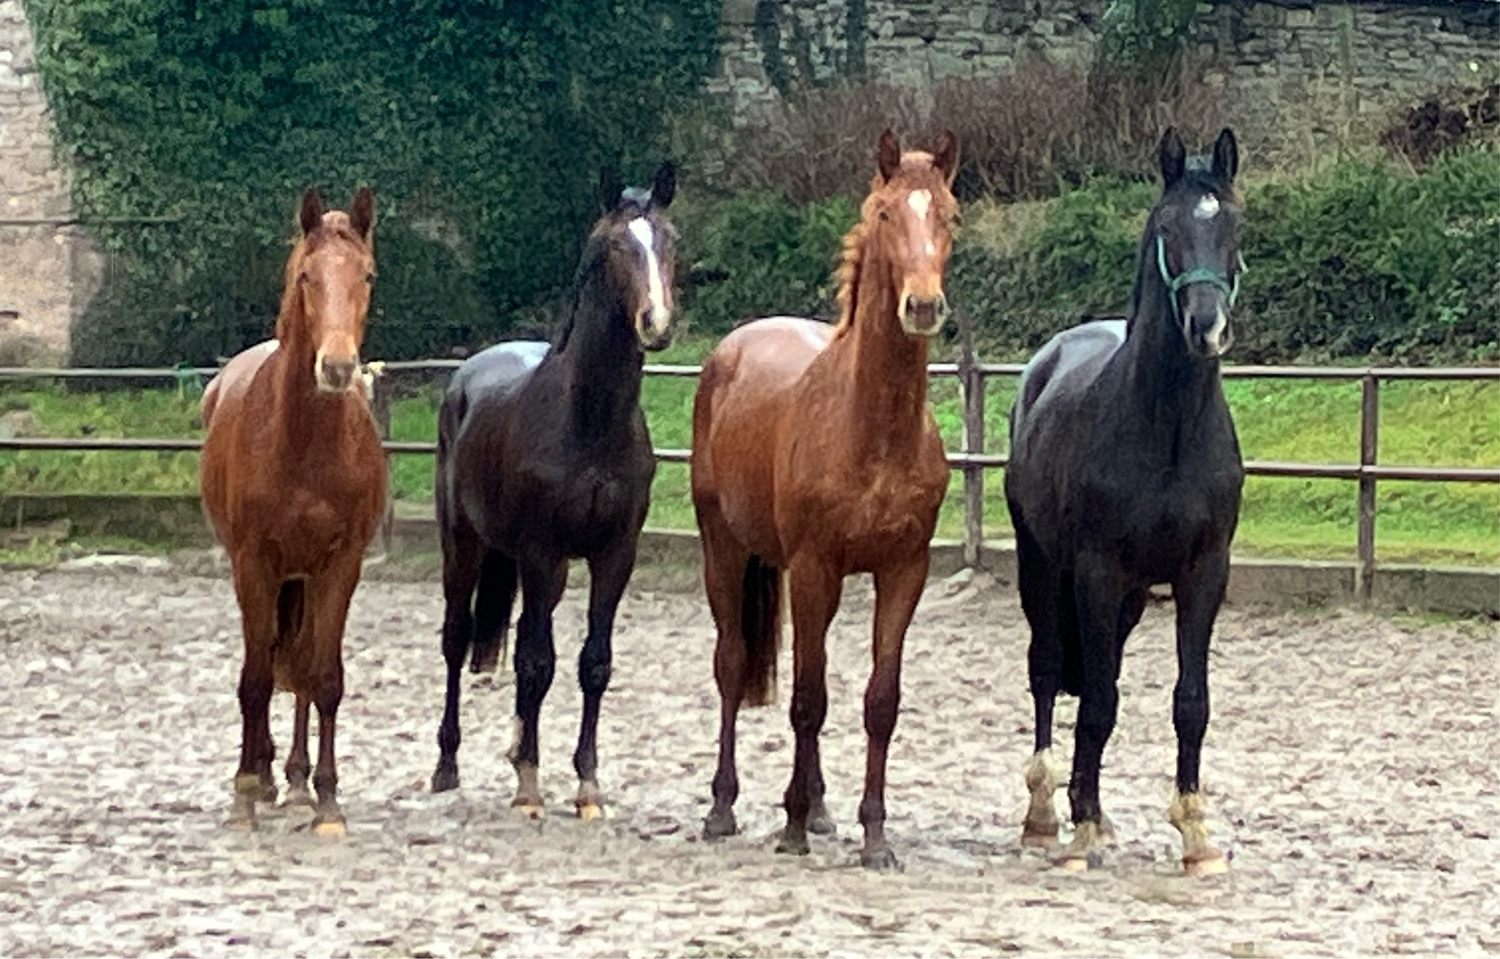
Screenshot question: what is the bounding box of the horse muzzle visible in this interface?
[635,306,674,352]
[1184,303,1233,359]
[900,293,948,338]
[315,351,360,393]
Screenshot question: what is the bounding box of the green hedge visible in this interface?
[724,149,1499,362]
[29,0,719,365]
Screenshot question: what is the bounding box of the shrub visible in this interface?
[673,192,858,334]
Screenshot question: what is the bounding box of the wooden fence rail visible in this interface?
[3,358,1497,596]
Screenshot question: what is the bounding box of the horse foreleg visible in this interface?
[1059,553,1126,870]
[776,558,841,858]
[509,555,566,817]
[700,519,753,840]
[855,554,926,871]
[307,558,360,837]
[284,694,315,807]
[229,563,278,830]
[433,525,482,793]
[1169,550,1230,876]
[573,544,634,820]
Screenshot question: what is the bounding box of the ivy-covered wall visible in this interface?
[23,0,720,365]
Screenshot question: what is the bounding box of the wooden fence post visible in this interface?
[958,314,985,569]
[1356,372,1379,602]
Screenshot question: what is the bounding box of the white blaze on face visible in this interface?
[627,216,669,334]
[907,190,936,258]
[1194,194,1221,220]
[1205,304,1229,355]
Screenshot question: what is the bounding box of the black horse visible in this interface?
[1004,128,1246,876]
[431,162,678,818]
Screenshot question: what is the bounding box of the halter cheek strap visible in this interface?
[1155,234,1245,322]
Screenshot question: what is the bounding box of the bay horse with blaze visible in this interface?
[1004,128,1246,875]
[692,129,958,870]
[200,187,385,835]
[431,163,678,818]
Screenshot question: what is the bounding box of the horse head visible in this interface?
[591,161,678,351]
[284,187,376,393]
[866,128,960,338]
[1151,128,1243,359]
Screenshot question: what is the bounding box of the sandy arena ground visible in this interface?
[0,562,1496,957]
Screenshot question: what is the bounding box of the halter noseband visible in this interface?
[1155,233,1245,322]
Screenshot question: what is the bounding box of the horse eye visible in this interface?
[366,271,377,284]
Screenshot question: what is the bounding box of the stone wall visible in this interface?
[709,0,1500,142]
[0,0,81,365]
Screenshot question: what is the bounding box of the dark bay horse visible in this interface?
[1004,129,1246,875]
[431,162,678,818]
[692,130,958,870]
[200,187,385,835]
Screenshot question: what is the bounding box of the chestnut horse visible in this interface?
[200,187,384,835]
[431,163,677,818]
[691,130,958,870]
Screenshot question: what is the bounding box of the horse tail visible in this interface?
[275,579,306,650]
[739,555,782,707]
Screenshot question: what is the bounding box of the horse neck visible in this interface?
[837,249,931,455]
[1120,263,1224,437]
[270,299,357,445]
[557,266,643,439]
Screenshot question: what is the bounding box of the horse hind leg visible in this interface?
[699,512,781,840]
[433,521,483,793]
[1016,526,1064,848]
[470,550,518,675]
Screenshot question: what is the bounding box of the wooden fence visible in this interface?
[3,357,1497,597]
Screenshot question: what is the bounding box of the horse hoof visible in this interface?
[512,801,546,819]
[431,766,460,793]
[807,807,836,836]
[311,817,347,838]
[702,809,737,840]
[1021,823,1059,848]
[861,845,902,872]
[1185,853,1229,877]
[1058,850,1105,872]
[775,830,810,856]
[576,802,604,821]
[283,784,316,808]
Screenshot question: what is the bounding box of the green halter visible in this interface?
[1155,234,1244,322]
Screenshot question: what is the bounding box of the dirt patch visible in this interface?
[0,567,1496,957]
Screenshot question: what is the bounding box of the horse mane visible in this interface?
[274,212,365,341]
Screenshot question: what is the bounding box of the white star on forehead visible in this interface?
[1194,194,1221,220]
[908,189,932,218]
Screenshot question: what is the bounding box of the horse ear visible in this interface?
[876,128,902,183]
[349,186,375,241]
[597,165,625,214]
[1159,128,1186,190]
[298,188,323,236]
[932,129,959,187]
[1212,127,1239,183]
[651,160,677,210]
